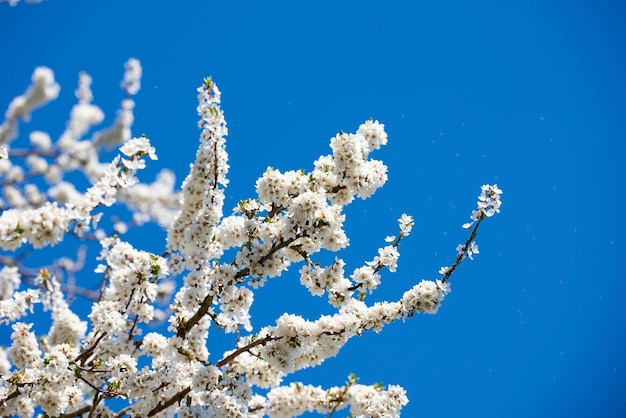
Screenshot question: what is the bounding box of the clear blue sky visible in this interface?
[1,1,625,417]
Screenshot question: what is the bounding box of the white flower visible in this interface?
[398,214,414,235]
[436,279,451,295]
[0,265,21,300]
[26,154,48,173]
[356,119,388,152]
[351,265,380,293]
[47,305,87,346]
[121,58,142,95]
[401,280,444,314]
[349,383,408,417]
[29,131,52,149]
[0,289,40,323]
[477,183,503,217]
[372,245,400,272]
[88,300,127,335]
[141,332,169,356]
[120,136,157,160]
[8,322,41,369]
[466,241,479,260]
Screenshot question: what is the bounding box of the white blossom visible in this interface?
[43,276,88,346]
[0,347,10,375]
[0,265,20,300]
[398,213,414,236]
[29,130,52,149]
[167,77,229,271]
[120,135,157,160]
[8,322,41,369]
[121,58,142,95]
[401,280,445,314]
[0,66,60,145]
[0,289,40,323]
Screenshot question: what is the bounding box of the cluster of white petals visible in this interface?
[41,274,88,346]
[0,66,59,145]
[258,380,407,418]
[0,135,157,251]
[0,59,502,417]
[167,78,229,271]
[121,58,142,96]
[0,265,20,300]
[463,183,503,229]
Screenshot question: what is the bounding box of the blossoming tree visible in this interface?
[0,59,502,417]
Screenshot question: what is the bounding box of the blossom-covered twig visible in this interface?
[438,184,503,284]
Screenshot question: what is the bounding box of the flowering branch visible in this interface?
[438,184,503,284]
[0,60,502,418]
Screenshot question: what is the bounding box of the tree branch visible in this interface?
[147,386,191,417]
[216,335,280,367]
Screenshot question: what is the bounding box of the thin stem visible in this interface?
[76,374,118,398]
[440,216,483,284]
[348,231,407,292]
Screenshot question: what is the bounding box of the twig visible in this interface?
[147,386,191,417]
[440,216,483,284]
[216,335,280,367]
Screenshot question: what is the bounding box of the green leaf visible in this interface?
[14,223,25,234]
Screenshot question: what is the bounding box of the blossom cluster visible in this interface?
[0,60,502,417]
[463,183,503,229]
[259,379,408,417]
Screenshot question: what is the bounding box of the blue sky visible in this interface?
[1,1,625,417]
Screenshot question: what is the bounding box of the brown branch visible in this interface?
[234,235,298,281]
[216,335,280,367]
[76,374,118,399]
[267,202,285,219]
[176,235,298,340]
[0,388,22,404]
[147,386,191,417]
[176,293,214,339]
[57,405,91,418]
[87,392,103,418]
[74,331,106,365]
